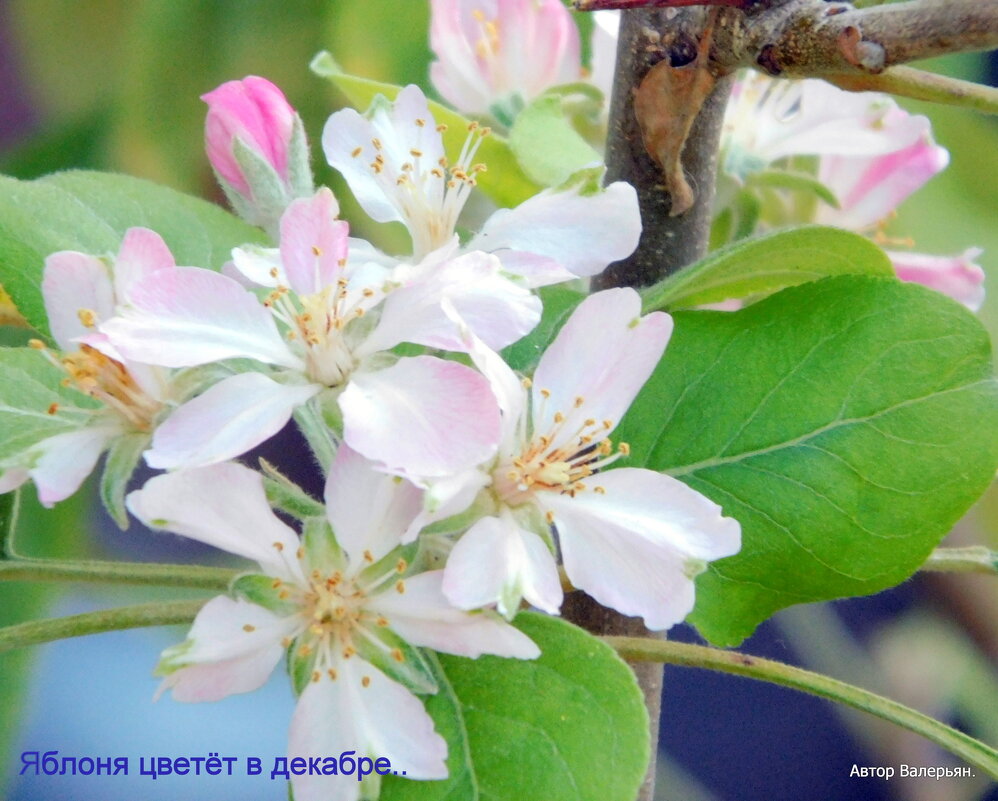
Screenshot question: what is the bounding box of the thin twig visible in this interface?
[827,66,998,115]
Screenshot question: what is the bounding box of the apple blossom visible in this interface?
[202,76,314,232]
[98,188,538,476]
[0,228,175,508]
[886,248,986,311]
[429,0,581,122]
[435,289,741,629]
[128,452,538,801]
[721,72,933,181]
[322,84,641,272]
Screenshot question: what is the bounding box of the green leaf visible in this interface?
[0,347,100,462]
[99,431,149,530]
[615,276,998,646]
[641,226,895,312]
[310,52,541,209]
[383,613,649,801]
[509,94,601,187]
[0,170,265,337]
[501,285,586,373]
[745,170,840,209]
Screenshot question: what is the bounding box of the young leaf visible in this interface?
[615,276,998,646]
[509,94,601,187]
[381,613,649,801]
[641,226,894,312]
[310,52,541,209]
[0,170,265,337]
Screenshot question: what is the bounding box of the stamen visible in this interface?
[242,624,256,633]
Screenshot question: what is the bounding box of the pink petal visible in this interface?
[114,227,177,301]
[532,288,672,443]
[888,248,986,311]
[146,372,321,469]
[42,251,115,351]
[323,444,423,571]
[100,266,302,369]
[340,357,500,478]
[126,463,304,583]
[280,188,350,295]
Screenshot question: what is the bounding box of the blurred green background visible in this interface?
[0,2,996,800]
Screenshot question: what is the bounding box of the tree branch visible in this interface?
[826,65,998,115]
[577,0,998,77]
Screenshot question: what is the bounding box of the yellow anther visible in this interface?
[362,676,371,688]
[363,549,375,563]
[47,403,59,415]
[273,541,285,552]
[29,339,46,350]
[410,148,423,157]
[311,671,321,683]
[545,510,555,524]
[392,649,405,662]
[242,624,256,633]
[375,616,389,627]
[312,245,322,257]
[328,668,338,680]
[619,442,631,456]
[415,118,426,127]
[77,308,97,328]
[396,558,408,573]
[574,396,585,408]
[540,388,551,398]
[351,146,363,157]
[395,580,406,594]
[521,377,532,389]
[554,412,565,424]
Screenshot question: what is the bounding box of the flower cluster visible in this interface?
[720,72,985,309]
[3,61,739,801]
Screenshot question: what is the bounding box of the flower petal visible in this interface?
[100,266,301,369]
[158,595,293,702]
[30,425,118,507]
[288,657,447,801]
[467,181,641,278]
[544,469,741,630]
[114,227,177,301]
[341,356,500,478]
[126,462,304,583]
[531,288,672,442]
[146,372,320,469]
[363,250,541,354]
[888,248,986,311]
[280,188,350,295]
[324,444,423,571]
[42,251,115,351]
[370,571,540,659]
[441,514,562,617]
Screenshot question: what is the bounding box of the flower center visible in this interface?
[31,339,163,431]
[493,391,630,507]
[350,120,490,259]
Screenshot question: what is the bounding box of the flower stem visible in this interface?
[0,600,206,653]
[827,66,998,116]
[606,636,998,779]
[921,546,998,575]
[0,558,237,590]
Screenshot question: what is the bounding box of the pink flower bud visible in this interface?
[202,76,297,196]
[429,0,581,116]
[888,248,986,311]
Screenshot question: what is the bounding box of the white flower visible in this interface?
[323,84,640,273]
[438,289,742,629]
[128,450,538,801]
[0,228,174,506]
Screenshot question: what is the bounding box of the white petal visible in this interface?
[158,596,293,702]
[146,373,320,469]
[126,463,305,583]
[370,570,540,659]
[42,251,115,351]
[288,657,446,801]
[99,266,302,369]
[31,425,117,507]
[467,182,641,278]
[532,288,672,443]
[230,245,285,288]
[340,357,500,478]
[550,468,741,560]
[441,515,562,617]
[544,471,740,631]
[324,444,423,571]
[363,250,540,354]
